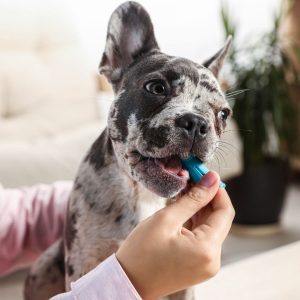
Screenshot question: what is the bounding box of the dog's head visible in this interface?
[100,1,232,198]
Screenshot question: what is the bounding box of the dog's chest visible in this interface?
[136,185,166,222]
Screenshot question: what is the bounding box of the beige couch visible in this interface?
[0,0,105,187]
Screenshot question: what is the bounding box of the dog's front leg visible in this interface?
[24,239,65,300]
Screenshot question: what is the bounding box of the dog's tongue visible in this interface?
[156,156,182,175]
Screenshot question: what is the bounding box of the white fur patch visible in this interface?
[136,184,166,221]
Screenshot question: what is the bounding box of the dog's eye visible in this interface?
[218,108,230,121]
[144,80,166,95]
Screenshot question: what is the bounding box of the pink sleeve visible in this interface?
[51,254,141,300]
[0,181,72,276]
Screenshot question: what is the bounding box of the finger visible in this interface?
[165,171,220,225]
[194,188,235,242]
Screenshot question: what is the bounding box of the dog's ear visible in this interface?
[99,1,159,82]
[202,36,232,78]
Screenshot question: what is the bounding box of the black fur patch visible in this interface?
[200,81,218,93]
[169,59,199,86]
[143,125,170,150]
[67,264,74,277]
[115,214,124,223]
[85,128,114,170]
[108,105,128,142]
[54,242,65,275]
[73,178,82,191]
[200,73,210,80]
[112,109,129,143]
[166,70,185,96]
[65,210,78,251]
[165,70,180,82]
[89,202,96,209]
[105,202,115,214]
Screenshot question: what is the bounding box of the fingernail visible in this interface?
[199,172,218,188]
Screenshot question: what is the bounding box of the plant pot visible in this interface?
[226,159,289,227]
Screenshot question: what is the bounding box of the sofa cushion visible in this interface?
[0,122,105,188]
[0,0,98,142]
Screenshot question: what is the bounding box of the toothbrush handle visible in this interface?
[181,157,226,188]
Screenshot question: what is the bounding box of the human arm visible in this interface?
[116,171,235,299]
[0,181,72,276]
[50,254,141,300]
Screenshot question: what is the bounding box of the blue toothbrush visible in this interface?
[181,156,226,188]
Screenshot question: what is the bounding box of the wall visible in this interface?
[66,0,281,72]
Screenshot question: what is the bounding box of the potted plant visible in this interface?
[220,4,299,234]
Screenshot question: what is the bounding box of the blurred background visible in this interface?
[0,0,299,299]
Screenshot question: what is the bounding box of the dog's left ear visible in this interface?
[99,1,159,82]
[202,36,232,78]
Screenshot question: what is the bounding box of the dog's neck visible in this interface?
[135,183,166,221]
[72,128,165,239]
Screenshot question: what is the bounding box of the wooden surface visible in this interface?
[196,241,300,300]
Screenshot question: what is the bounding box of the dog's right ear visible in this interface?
[99,1,159,83]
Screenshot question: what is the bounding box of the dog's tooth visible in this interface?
[179,152,189,160]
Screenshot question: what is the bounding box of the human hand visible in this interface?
[116,171,235,299]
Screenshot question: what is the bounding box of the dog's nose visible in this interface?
[175,113,210,138]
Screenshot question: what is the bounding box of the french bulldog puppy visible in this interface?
[24,2,232,299]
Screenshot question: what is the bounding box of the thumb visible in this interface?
[166,171,220,225]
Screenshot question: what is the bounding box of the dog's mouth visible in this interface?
[129,149,208,197]
[132,152,190,183]
[153,156,190,181]
[130,153,191,197]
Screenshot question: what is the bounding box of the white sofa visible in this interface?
[0,0,106,187]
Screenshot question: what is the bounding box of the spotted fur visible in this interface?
[24,2,231,300]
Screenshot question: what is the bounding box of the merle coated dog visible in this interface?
[24,2,232,299]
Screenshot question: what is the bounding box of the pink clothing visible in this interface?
[0,182,72,276]
[0,182,141,299]
[51,254,141,300]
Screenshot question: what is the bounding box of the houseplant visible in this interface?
[220,4,299,232]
